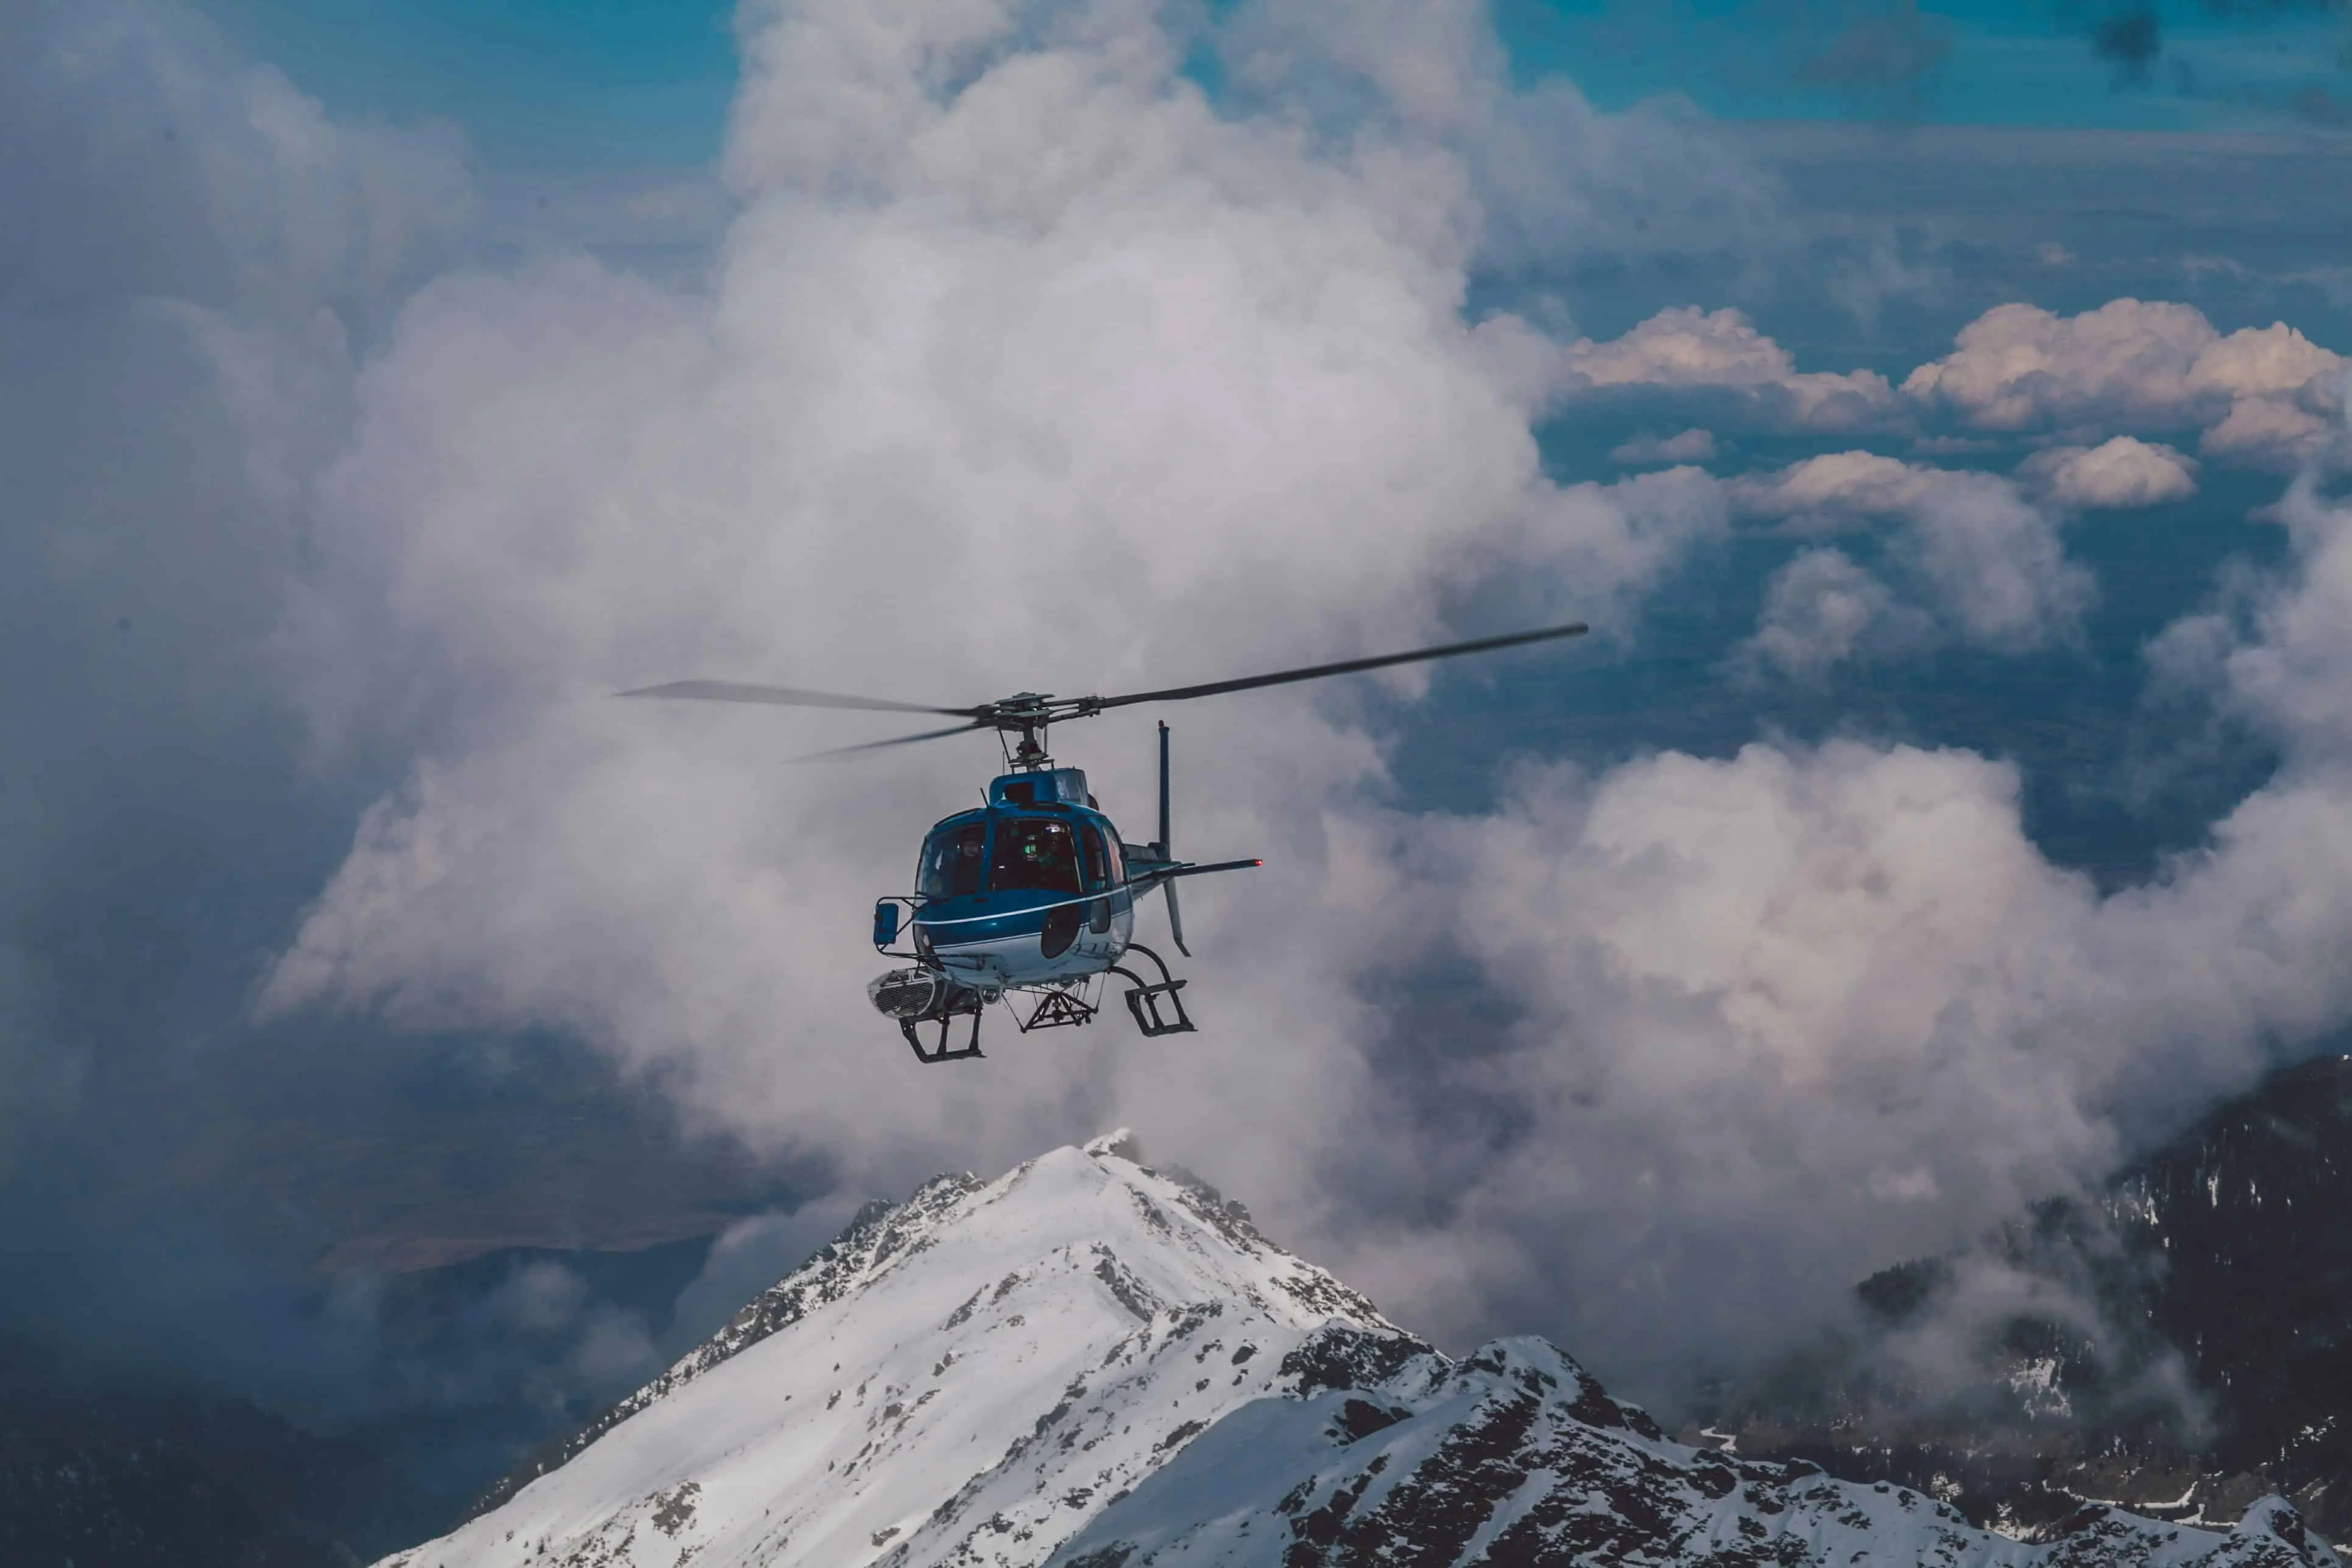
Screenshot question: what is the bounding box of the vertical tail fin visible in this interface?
[1157,721,1189,956]
[1157,721,1171,856]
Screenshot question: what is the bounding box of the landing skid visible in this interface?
[902,944,1196,1062]
[1108,942,1196,1037]
[900,1009,984,1064]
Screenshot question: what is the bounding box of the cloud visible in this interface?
[1793,0,1954,120]
[2089,4,2163,84]
[0,0,471,1190]
[2018,436,2198,510]
[2213,470,2352,768]
[258,0,1739,1199]
[1210,0,1790,275]
[1610,428,1719,466]
[29,0,2352,1441]
[1338,475,2352,1379]
[1733,450,1939,524]
[1902,299,2346,468]
[1733,453,2094,652]
[1736,548,1929,680]
[1556,306,1902,431]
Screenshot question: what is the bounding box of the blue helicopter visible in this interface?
[624,621,1587,1063]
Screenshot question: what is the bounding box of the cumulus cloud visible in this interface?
[1903,299,2346,468]
[1736,548,1929,680]
[260,0,1740,1206]
[1733,453,2092,652]
[1610,428,1719,466]
[2018,436,2197,510]
[1733,449,1938,526]
[1336,473,2352,1379]
[1556,306,1902,431]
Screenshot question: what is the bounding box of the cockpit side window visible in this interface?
[919,821,989,899]
[1080,824,1111,891]
[990,816,1082,895]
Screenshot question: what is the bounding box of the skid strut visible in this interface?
[1109,942,1196,1037]
[900,1008,984,1064]
[1017,987,1098,1033]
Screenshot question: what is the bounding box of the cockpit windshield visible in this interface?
[990,815,1082,895]
[919,821,988,899]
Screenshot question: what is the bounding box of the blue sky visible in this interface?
[200,0,740,167]
[196,0,2351,174]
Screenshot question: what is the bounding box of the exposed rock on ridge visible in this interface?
[1055,1335,2334,1567]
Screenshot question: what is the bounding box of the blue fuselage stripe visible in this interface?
[916,889,1133,949]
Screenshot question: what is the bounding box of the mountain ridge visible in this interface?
[381,1132,2341,1568]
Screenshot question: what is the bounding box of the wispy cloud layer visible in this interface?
[1733,453,2093,652]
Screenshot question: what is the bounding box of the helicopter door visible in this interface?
[1080,825,1113,933]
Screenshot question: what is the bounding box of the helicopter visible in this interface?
[623,621,1588,1064]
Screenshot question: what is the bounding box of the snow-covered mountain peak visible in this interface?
[384,1135,2340,1568]
[386,1136,1403,1568]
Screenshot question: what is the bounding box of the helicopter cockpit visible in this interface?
[991,817,1082,894]
[914,810,1103,903]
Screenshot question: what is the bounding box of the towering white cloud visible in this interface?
[263,0,1736,1201]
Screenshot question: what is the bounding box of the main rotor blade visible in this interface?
[1087,621,1591,712]
[619,679,974,718]
[790,720,993,761]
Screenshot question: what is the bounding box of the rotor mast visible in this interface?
[994,694,1056,771]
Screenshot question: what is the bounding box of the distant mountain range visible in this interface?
[0,1335,369,1568]
[14,1056,2352,1567]
[1712,1054,2352,1547]
[380,1132,2340,1568]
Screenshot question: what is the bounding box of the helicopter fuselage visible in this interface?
[627,620,1589,1062]
[903,769,1139,990]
